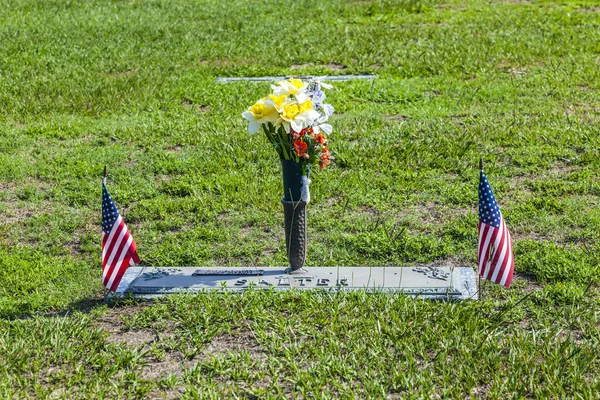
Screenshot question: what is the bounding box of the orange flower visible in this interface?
[313,133,328,146]
[292,127,313,140]
[294,140,308,158]
[319,147,331,169]
[291,130,303,139]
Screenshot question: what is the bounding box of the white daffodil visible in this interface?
[309,77,333,90]
[241,99,280,134]
[313,103,334,126]
[273,78,310,103]
[267,93,290,113]
[307,80,334,125]
[313,123,333,135]
[279,99,321,133]
[321,103,335,118]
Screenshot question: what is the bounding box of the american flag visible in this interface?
[478,170,514,288]
[102,178,140,292]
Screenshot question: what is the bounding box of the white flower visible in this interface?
[321,103,335,118]
[307,80,334,127]
[280,99,320,133]
[314,103,335,126]
[273,78,310,103]
[267,93,291,113]
[313,124,332,135]
[241,99,280,134]
[313,78,333,89]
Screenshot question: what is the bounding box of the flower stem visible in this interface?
[262,123,283,159]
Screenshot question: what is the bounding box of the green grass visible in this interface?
[1,289,599,398]
[0,0,599,397]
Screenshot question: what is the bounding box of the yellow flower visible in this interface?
[268,94,287,111]
[298,100,313,114]
[249,102,275,120]
[273,79,309,103]
[279,99,320,133]
[288,78,304,94]
[282,103,300,121]
[242,100,279,134]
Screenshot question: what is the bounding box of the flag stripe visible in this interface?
[103,216,124,260]
[103,219,125,268]
[102,222,127,280]
[489,222,506,283]
[108,258,130,292]
[498,226,514,287]
[105,234,133,289]
[493,221,510,285]
[478,224,494,277]
[108,256,137,292]
[103,230,130,286]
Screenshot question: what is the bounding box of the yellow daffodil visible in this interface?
[268,94,288,112]
[282,103,300,121]
[241,99,279,134]
[272,78,309,103]
[298,100,313,114]
[279,99,320,133]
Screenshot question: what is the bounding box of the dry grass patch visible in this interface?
[141,351,193,380]
[396,202,470,226]
[385,114,408,121]
[104,68,136,78]
[202,329,265,360]
[577,7,600,13]
[0,203,38,225]
[95,303,151,336]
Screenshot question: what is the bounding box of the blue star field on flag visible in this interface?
[102,180,120,235]
[478,171,502,228]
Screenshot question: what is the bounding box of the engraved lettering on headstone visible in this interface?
[127,267,468,298]
[278,278,291,286]
[193,269,264,276]
[412,266,449,281]
[142,268,175,280]
[298,278,312,286]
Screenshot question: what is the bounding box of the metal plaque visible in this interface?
[192,269,265,276]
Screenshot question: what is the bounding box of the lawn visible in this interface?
[0,0,599,397]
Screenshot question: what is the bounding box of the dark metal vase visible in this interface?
[282,200,307,271]
[280,159,308,271]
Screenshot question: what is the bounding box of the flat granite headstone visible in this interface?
[114,266,477,300]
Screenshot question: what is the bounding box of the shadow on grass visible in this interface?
[4,293,150,321]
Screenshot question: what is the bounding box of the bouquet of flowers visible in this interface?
[242,78,334,202]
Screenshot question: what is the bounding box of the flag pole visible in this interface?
[478,158,483,300]
[103,165,109,303]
